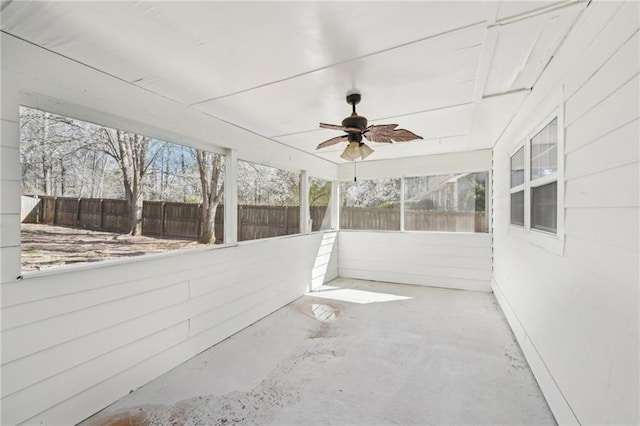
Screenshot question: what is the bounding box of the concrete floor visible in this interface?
[81,278,555,426]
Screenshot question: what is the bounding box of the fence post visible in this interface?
[36,195,42,223]
[100,199,105,229]
[76,198,82,226]
[284,206,289,235]
[53,197,58,225]
[161,202,166,237]
[196,203,201,239]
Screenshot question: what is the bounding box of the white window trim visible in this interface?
[508,104,565,256]
[509,144,526,227]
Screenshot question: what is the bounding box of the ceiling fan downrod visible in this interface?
[342,93,367,131]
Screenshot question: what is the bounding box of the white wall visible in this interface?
[492,2,639,424]
[339,231,492,292]
[0,233,335,425]
[0,32,339,425]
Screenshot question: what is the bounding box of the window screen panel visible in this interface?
[510,191,525,226]
[510,147,525,187]
[531,118,558,181]
[404,172,488,232]
[340,178,400,230]
[531,182,557,233]
[309,177,333,231]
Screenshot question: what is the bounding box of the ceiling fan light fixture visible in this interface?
[359,143,374,159]
[340,142,361,161]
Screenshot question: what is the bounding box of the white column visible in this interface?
[224,148,238,245]
[331,179,340,230]
[300,170,310,233]
[0,84,22,282]
[400,177,405,231]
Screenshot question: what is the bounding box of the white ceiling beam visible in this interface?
[490,0,587,27]
[466,3,500,150]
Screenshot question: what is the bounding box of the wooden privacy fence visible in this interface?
[22,195,486,239]
[404,210,486,232]
[339,207,486,232]
[22,196,328,241]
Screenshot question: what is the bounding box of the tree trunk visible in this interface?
[125,186,143,236]
[200,200,219,244]
[196,150,223,244]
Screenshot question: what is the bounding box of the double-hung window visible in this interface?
[529,118,559,233]
[509,111,564,253]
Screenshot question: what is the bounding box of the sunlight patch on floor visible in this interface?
[307,285,412,304]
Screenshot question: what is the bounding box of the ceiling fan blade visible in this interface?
[364,124,423,143]
[316,134,347,150]
[319,122,363,133]
[320,122,345,130]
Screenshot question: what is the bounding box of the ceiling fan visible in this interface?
[317,92,423,161]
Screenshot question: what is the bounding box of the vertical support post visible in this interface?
[300,170,309,234]
[0,106,22,282]
[224,148,238,245]
[400,177,405,232]
[331,179,340,230]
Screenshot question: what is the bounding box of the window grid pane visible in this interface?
[531,181,557,233]
[531,118,558,181]
[510,191,525,226]
[510,147,525,187]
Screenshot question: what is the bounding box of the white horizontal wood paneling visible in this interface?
[565,75,639,153]
[564,119,638,179]
[0,232,337,425]
[564,32,639,126]
[2,283,190,364]
[2,323,189,426]
[24,282,305,426]
[338,231,492,292]
[492,1,639,424]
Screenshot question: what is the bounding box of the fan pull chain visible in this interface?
[354,160,357,182]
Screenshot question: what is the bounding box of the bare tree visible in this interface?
[99,128,160,235]
[196,150,224,244]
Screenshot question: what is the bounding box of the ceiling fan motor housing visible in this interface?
[342,114,368,132]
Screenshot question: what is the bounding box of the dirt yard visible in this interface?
[21,223,203,273]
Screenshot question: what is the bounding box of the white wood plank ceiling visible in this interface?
[1,1,587,163]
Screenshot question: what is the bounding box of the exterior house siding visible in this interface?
[491,2,639,424]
